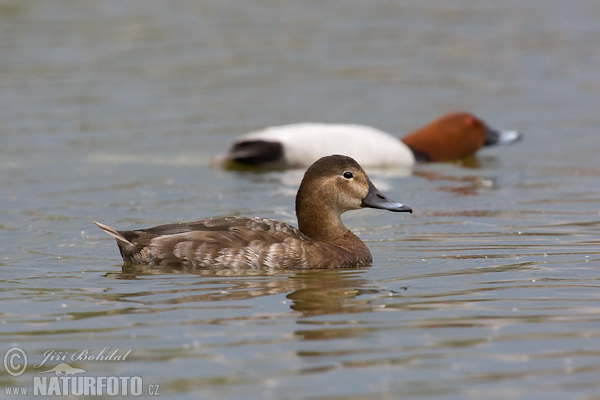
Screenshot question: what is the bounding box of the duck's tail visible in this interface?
[93,221,133,246]
[214,140,284,168]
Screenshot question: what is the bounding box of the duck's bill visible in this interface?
[484,128,522,146]
[361,180,412,213]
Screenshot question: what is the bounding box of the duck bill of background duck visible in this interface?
[360,180,412,213]
[484,127,522,146]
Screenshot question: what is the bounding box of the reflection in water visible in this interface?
[110,264,372,315]
[413,167,495,196]
[286,270,396,318]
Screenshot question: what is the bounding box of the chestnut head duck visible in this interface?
[95,155,412,269]
[215,112,522,169]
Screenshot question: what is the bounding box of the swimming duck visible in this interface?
[95,155,412,269]
[215,112,522,169]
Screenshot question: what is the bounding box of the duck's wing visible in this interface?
[141,216,296,235]
[96,217,312,268]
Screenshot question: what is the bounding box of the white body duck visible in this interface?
[95,155,412,269]
[216,112,521,169]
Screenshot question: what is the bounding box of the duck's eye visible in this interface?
[343,171,353,179]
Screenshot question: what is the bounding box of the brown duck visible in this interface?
[94,155,412,269]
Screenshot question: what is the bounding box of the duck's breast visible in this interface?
[244,123,415,168]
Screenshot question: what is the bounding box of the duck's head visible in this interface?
[296,155,411,238]
[401,112,522,162]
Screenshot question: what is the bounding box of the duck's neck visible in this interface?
[296,203,372,265]
[297,204,350,242]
